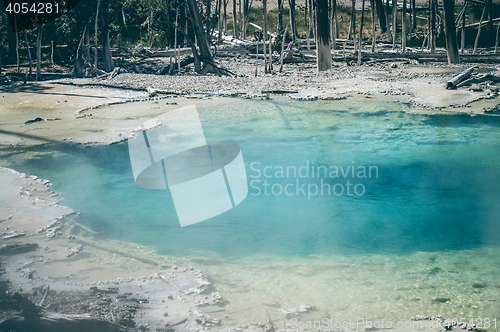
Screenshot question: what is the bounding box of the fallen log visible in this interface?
[446,66,475,89]
[456,73,500,87]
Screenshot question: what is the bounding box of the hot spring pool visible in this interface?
[2,97,500,258]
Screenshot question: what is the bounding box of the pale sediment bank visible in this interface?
[1,61,500,147]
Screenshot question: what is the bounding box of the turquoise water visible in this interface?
[2,98,500,258]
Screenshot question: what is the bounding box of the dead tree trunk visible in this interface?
[74,26,86,76]
[289,0,298,41]
[278,0,284,33]
[206,0,212,39]
[94,0,101,68]
[359,0,365,64]
[187,0,214,74]
[487,0,492,31]
[443,0,459,63]
[385,0,392,41]
[36,25,43,81]
[392,0,397,49]
[263,0,268,73]
[242,0,250,39]
[332,0,337,49]
[375,0,387,33]
[371,0,376,52]
[100,1,114,72]
[24,31,32,75]
[430,0,436,52]
[496,20,500,54]
[473,5,486,54]
[232,0,239,38]
[348,0,356,40]
[412,0,416,29]
[217,0,223,44]
[402,0,407,52]
[461,1,466,54]
[15,32,20,73]
[316,0,332,71]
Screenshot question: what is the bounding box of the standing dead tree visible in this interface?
[316,0,332,71]
[473,4,487,54]
[289,0,299,40]
[443,0,459,63]
[375,0,387,33]
[371,0,376,52]
[187,0,215,74]
[392,0,397,49]
[36,25,43,81]
[24,31,32,76]
[402,0,407,52]
[233,0,239,38]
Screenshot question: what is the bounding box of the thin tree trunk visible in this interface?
[224,0,228,33]
[461,10,465,53]
[473,5,486,54]
[332,0,337,49]
[392,0,397,49]
[360,0,365,42]
[94,0,101,68]
[385,0,392,41]
[238,0,242,38]
[36,24,43,81]
[412,0,416,29]
[278,0,284,33]
[348,0,356,40]
[443,0,459,63]
[24,31,32,76]
[309,0,315,40]
[174,9,179,49]
[495,22,500,54]
[374,0,387,33]
[74,26,86,76]
[371,0,376,52]
[289,0,298,41]
[280,26,288,72]
[242,0,249,39]
[263,0,268,73]
[358,0,365,64]
[487,0,492,31]
[495,20,500,54]
[217,1,223,44]
[334,0,338,38]
[187,0,213,74]
[15,32,20,73]
[430,0,436,52]
[207,0,212,39]
[232,0,239,37]
[402,0,407,52]
[427,0,431,49]
[100,1,114,72]
[268,31,273,72]
[255,42,259,76]
[51,41,54,67]
[85,24,90,61]
[316,0,332,71]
